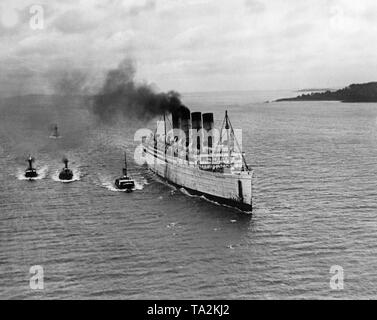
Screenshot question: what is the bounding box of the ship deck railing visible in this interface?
[145,144,250,172]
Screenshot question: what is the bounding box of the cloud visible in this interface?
[52,9,100,34]
[1,0,377,96]
[244,0,265,14]
[127,0,156,15]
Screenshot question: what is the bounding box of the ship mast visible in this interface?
[220,111,250,171]
[123,152,128,176]
[228,112,250,171]
[164,112,167,163]
[225,110,231,166]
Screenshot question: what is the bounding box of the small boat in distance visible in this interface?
[115,152,135,192]
[49,124,60,139]
[25,156,38,179]
[59,158,74,180]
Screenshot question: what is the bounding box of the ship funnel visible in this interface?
[171,106,190,158]
[191,112,202,130]
[172,112,181,130]
[180,109,191,161]
[191,112,202,154]
[202,113,214,131]
[202,113,214,154]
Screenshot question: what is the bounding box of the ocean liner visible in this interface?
[142,109,253,212]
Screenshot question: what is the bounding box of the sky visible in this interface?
[0,0,377,96]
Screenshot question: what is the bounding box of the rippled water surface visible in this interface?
[1,91,377,299]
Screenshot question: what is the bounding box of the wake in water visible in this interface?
[179,187,195,197]
[16,165,49,181]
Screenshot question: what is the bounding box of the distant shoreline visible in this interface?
[276,82,377,102]
[296,88,333,93]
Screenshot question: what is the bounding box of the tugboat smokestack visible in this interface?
[27,156,33,169]
[63,158,69,169]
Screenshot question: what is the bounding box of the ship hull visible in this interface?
[114,178,135,191]
[25,169,38,179]
[59,169,73,180]
[153,174,252,212]
[144,147,253,212]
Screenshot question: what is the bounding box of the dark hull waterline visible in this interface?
[114,178,135,191]
[59,169,73,180]
[25,170,38,179]
[151,169,252,213]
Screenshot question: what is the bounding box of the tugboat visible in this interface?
[25,156,38,179]
[50,124,60,138]
[115,152,135,192]
[59,158,73,180]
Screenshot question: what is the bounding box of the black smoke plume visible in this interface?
[92,59,189,122]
